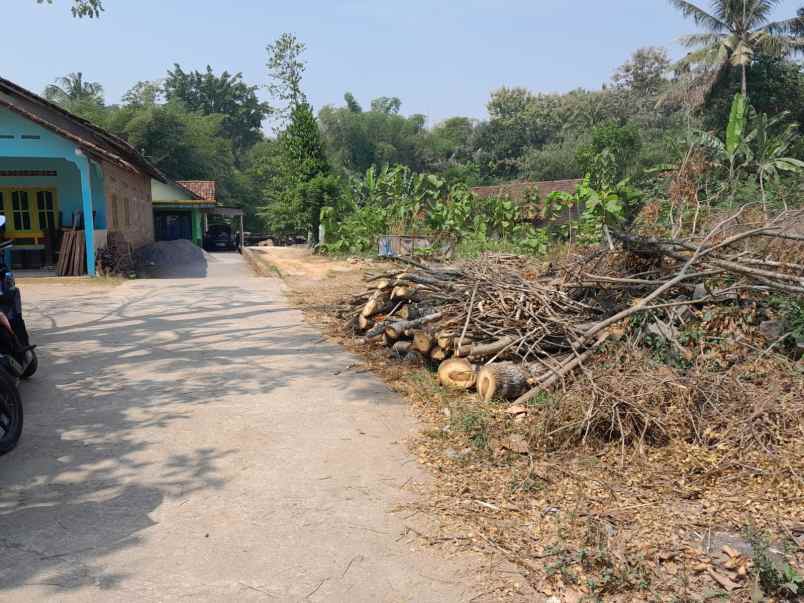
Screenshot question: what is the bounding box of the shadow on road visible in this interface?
[0,278,386,594]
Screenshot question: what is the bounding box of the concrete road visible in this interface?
[0,253,488,601]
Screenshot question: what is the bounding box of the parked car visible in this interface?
[204,224,236,251]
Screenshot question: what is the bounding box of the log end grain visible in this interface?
[437,358,477,390]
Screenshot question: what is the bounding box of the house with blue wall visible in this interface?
[0,76,199,276]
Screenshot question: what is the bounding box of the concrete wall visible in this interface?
[103,161,153,249]
[151,178,194,202]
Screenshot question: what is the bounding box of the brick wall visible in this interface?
[102,161,153,249]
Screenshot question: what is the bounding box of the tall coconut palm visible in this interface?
[44,72,104,106]
[670,0,803,97]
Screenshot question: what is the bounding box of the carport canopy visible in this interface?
[209,206,244,247]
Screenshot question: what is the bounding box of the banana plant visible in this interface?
[696,93,752,201]
[750,111,804,212]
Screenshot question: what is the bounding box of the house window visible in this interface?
[37,191,56,231]
[11,191,32,231]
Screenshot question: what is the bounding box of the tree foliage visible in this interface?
[37,0,103,18]
[266,33,307,121]
[262,102,331,241]
[44,72,104,106]
[318,95,428,174]
[669,0,803,97]
[165,65,271,160]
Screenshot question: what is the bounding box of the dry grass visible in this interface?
[272,243,804,601]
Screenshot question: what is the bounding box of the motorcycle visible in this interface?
[0,216,37,454]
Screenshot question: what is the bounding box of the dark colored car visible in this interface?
[204,224,236,251]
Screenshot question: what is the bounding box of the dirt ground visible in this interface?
[245,246,804,603]
[2,252,539,602]
[247,246,375,303]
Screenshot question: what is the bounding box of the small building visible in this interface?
[0,76,186,276]
[471,179,583,225]
[471,179,582,202]
[152,180,216,247]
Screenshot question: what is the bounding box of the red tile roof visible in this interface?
[472,179,581,201]
[177,180,216,202]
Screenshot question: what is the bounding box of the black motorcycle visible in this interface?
[0,228,37,454]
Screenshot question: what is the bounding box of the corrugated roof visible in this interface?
[177,180,216,202]
[472,179,581,201]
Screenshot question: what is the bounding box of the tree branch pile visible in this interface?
[337,209,803,406]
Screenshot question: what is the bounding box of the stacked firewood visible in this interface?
[341,255,608,404]
[339,209,804,404]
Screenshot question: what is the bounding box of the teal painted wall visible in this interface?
[0,107,107,228]
[0,106,101,273]
[0,157,83,226]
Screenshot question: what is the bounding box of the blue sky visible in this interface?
[2,0,800,126]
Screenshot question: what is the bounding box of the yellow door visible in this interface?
[0,188,58,242]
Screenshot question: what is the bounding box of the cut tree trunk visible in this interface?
[437,358,477,390]
[399,303,433,321]
[391,340,412,358]
[384,312,445,340]
[374,278,392,290]
[457,336,516,360]
[391,285,417,301]
[430,346,449,362]
[436,331,455,350]
[412,330,434,354]
[361,290,389,318]
[358,314,372,331]
[477,362,531,402]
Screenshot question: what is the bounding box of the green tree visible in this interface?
[108,101,237,197]
[612,47,671,96]
[703,55,804,134]
[122,80,164,107]
[750,111,804,210]
[318,95,428,174]
[577,121,642,186]
[266,33,307,121]
[266,102,331,242]
[37,0,103,18]
[44,72,104,106]
[795,7,804,35]
[344,92,362,113]
[370,97,402,115]
[670,0,803,97]
[165,65,271,160]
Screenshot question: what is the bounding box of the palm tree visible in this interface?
[43,72,104,106]
[669,0,803,97]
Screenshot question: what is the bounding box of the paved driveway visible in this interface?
[0,253,484,601]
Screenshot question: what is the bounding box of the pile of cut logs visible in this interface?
[342,255,605,404]
[339,209,804,405]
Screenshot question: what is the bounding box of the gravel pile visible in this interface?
[136,240,209,278]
